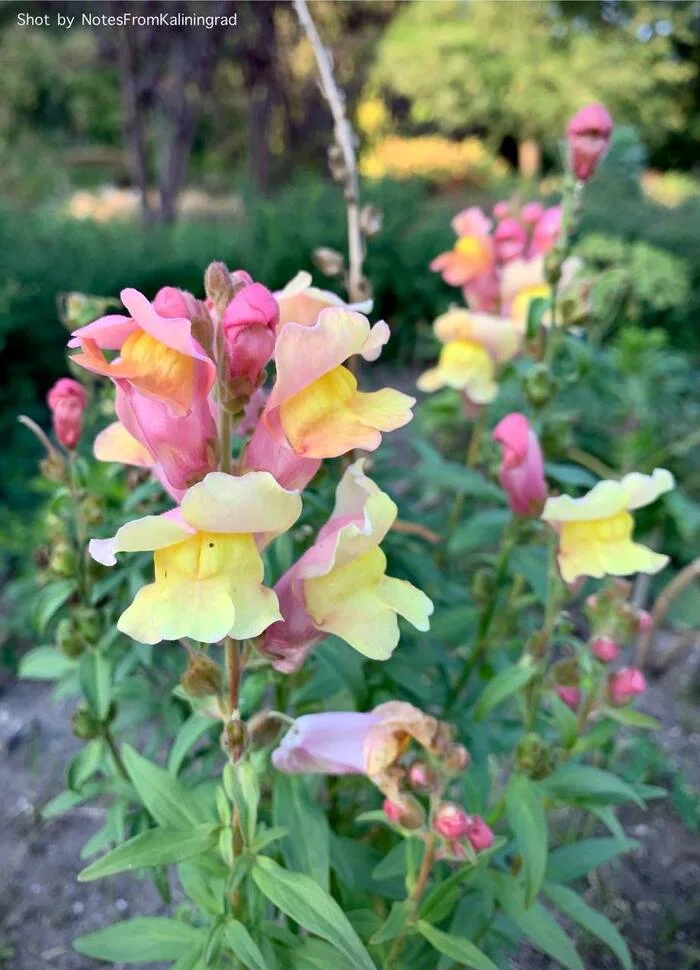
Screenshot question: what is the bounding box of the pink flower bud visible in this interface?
[383,799,404,824]
[521,202,544,225]
[47,378,86,450]
[465,815,494,852]
[529,206,562,256]
[493,217,527,264]
[554,685,581,711]
[608,667,646,706]
[585,594,598,611]
[567,103,614,182]
[492,201,510,219]
[221,282,278,389]
[434,802,471,840]
[492,413,547,517]
[591,635,620,664]
[637,609,654,633]
[152,285,198,320]
[408,762,433,791]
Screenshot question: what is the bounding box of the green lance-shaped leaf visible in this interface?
[19,645,76,681]
[224,921,268,970]
[168,715,215,775]
[495,876,584,970]
[540,763,645,807]
[544,882,632,970]
[475,657,536,720]
[78,825,218,881]
[506,773,548,906]
[546,837,639,884]
[273,774,330,890]
[416,920,499,970]
[73,917,204,963]
[252,855,378,970]
[121,743,209,828]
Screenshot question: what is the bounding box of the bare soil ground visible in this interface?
[1,640,699,970]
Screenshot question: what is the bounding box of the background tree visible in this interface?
[369,0,697,176]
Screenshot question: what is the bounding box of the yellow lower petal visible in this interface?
[558,512,669,582]
[120,328,195,413]
[378,576,433,631]
[118,576,235,644]
[417,340,497,402]
[279,365,412,459]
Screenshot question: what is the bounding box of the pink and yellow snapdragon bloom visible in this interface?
[261,459,433,672]
[272,701,440,804]
[430,207,494,287]
[417,307,519,404]
[70,287,218,491]
[89,471,301,644]
[70,286,214,416]
[262,307,414,459]
[274,270,373,328]
[542,469,674,583]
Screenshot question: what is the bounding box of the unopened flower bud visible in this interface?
[204,261,235,316]
[49,541,77,578]
[465,815,494,852]
[524,364,557,408]
[383,799,403,823]
[221,717,248,764]
[434,802,470,840]
[515,733,553,780]
[492,201,510,219]
[47,378,86,450]
[385,795,425,830]
[56,617,85,658]
[585,594,598,612]
[40,453,67,483]
[471,567,496,605]
[591,635,619,663]
[72,705,101,740]
[636,610,653,633]
[247,711,284,750]
[181,654,222,699]
[408,761,436,791]
[312,247,345,278]
[74,606,101,643]
[442,743,471,775]
[359,203,383,237]
[221,281,278,396]
[544,251,563,287]
[567,103,613,182]
[554,685,581,711]
[608,667,646,706]
[81,496,104,526]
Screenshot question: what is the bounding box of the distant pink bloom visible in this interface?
[591,635,620,663]
[529,206,563,257]
[434,802,471,840]
[451,206,492,239]
[431,207,494,286]
[47,378,86,450]
[521,202,544,225]
[567,103,614,181]
[555,685,581,710]
[463,269,501,314]
[608,667,646,706]
[465,815,494,852]
[383,800,403,823]
[493,217,527,265]
[492,412,547,517]
[492,201,510,220]
[221,281,278,390]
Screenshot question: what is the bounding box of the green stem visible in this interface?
[386,833,437,969]
[449,518,518,708]
[225,637,241,715]
[525,530,561,730]
[103,725,129,780]
[67,452,89,600]
[566,446,618,482]
[446,406,489,540]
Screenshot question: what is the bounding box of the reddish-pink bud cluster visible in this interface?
[221,282,279,391]
[567,103,614,182]
[47,378,86,450]
[608,667,646,706]
[433,803,494,853]
[554,684,581,711]
[591,635,620,664]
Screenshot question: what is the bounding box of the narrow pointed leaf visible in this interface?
[544,882,632,970]
[73,917,204,962]
[416,920,499,970]
[225,921,267,970]
[78,825,217,881]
